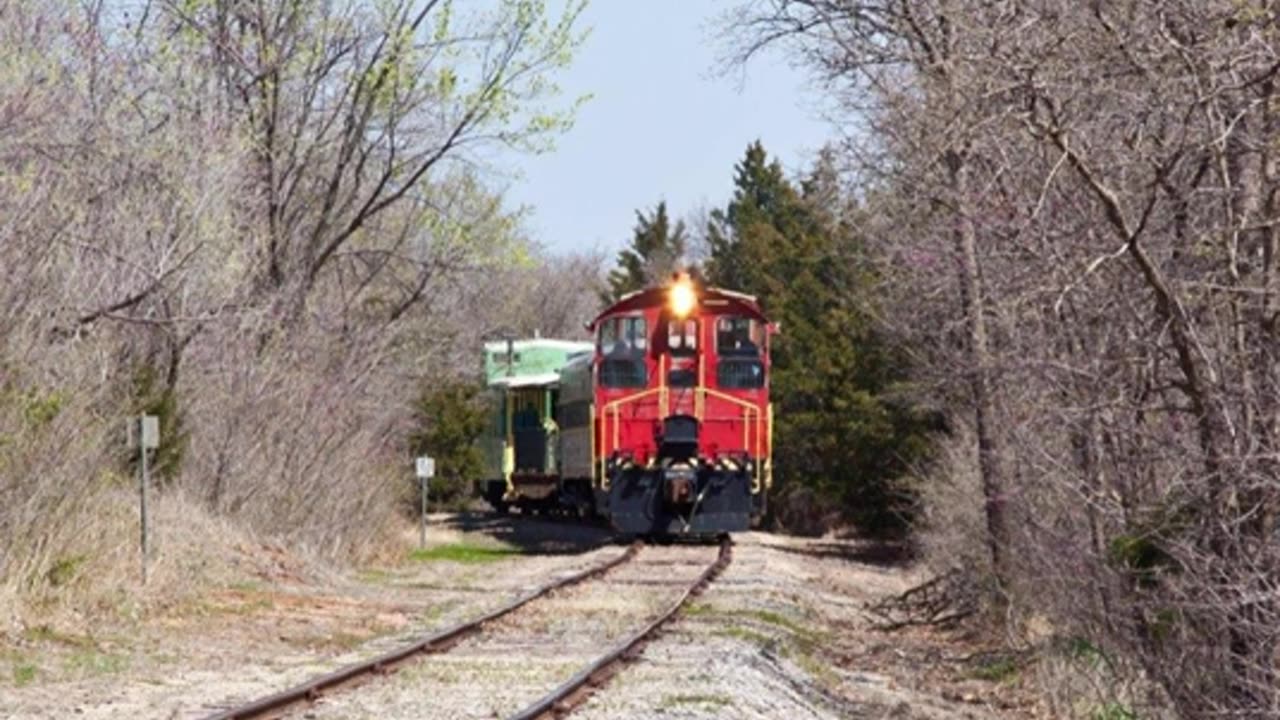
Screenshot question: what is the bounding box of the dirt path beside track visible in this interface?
[0,516,1037,719]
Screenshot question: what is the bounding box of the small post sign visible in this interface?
[130,415,160,584]
[416,456,435,480]
[415,456,435,548]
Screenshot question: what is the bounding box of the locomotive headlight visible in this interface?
[669,277,696,317]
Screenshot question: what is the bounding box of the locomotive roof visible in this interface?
[591,285,768,328]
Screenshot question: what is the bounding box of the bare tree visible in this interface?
[726,0,1280,715]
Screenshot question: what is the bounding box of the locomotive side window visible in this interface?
[718,359,764,389]
[600,358,647,388]
[716,317,760,356]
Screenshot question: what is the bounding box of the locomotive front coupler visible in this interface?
[661,463,698,505]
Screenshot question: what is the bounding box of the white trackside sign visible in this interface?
[416,456,435,479]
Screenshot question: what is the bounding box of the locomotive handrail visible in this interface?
[696,387,769,492]
[597,382,768,493]
[598,385,665,488]
[697,387,763,445]
[595,341,771,494]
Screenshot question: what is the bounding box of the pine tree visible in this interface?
[707,142,933,534]
[603,201,687,303]
[705,141,800,298]
[408,381,487,508]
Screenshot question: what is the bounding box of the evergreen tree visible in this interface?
[707,142,933,534]
[408,381,487,508]
[603,201,687,303]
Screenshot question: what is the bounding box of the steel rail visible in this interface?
[506,536,734,720]
[201,543,640,720]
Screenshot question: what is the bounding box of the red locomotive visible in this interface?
[481,273,774,535]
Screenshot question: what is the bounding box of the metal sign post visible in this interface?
[130,415,160,584]
[415,456,435,548]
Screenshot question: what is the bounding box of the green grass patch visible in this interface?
[971,655,1021,683]
[358,568,395,584]
[660,693,732,709]
[12,662,36,686]
[408,542,521,564]
[715,625,773,647]
[683,602,717,617]
[24,625,92,648]
[695,604,814,649]
[46,554,88,587]
[1090,703,1138,720]
[743,609,815,640]
[65,650,128,676]
[418,601,459,624]
[794,646,840,686]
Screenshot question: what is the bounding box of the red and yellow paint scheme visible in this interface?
[557,273,775,535]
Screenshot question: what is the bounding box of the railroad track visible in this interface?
[508,537,732,720]
[200,536,732,720]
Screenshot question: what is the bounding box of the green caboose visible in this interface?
[479,338,593,513]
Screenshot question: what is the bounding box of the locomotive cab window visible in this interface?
[667,319,698,356]
[716,316,764,388]
[598,315,648,388]
[598,316,647,355]
[716,317,760,356]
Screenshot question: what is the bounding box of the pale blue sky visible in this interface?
[495,0,832,256]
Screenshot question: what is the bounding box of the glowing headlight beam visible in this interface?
[669,278,696,317]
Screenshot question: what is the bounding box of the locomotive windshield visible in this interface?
[667,319,698,356]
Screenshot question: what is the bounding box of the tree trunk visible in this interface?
[947,148,1012,593]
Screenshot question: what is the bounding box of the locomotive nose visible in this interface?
[658,414,699,461]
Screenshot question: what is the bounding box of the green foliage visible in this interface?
[407,541,521,563]
[127,364,188,483]
[971,655,1021,683]
[659,693,732,709]
[22,389,64,428]
[1090,704,1139,720]
[12,662,36,687]
[1108,533,1173,588]
[603,201,687,303]
[408,381,487,507]
[706,142,935,534]
[45,554,87,588]
[1062,635,1110,669]
[65,650,127,676]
